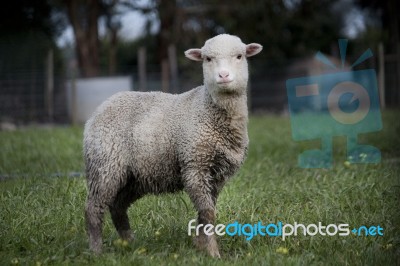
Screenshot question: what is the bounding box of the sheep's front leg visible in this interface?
[184,171,220,258]
[195,209,220,258]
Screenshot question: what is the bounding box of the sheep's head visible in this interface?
[185,34,262,98]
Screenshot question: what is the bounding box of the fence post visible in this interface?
[71,70,77,125]
[247,64,252,112]
[168,44,178,93]
[378,43,385,109]
[397,43,400,106]
[161,59,169,92]
[138,47,147,91]
[29,55,37,121]
[45,49,54,121]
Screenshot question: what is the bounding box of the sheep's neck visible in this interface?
[205,87,248,124]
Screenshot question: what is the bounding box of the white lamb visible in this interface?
[83,34,262,257]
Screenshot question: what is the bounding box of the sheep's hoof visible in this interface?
[93,248,102,255]
[208,247,221,258]
[193,235,221,258]
[89,244,102,255]
[88,237,103,255]
[119,230,134,241]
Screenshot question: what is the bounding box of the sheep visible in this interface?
[83,33,262,257]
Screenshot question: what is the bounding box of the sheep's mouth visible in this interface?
[217,80,233,85]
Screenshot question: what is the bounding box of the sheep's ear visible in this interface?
[246,43,263,57]
[185,49,203,61]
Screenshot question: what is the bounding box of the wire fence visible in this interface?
[0,51,399,126]
[0,70,68,124]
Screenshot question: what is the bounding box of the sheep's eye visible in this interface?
[206,57,212,62]
[237,55,242,60]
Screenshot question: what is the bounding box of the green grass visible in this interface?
[0,111,399,265]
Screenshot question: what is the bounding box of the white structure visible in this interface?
[67,76,133,124]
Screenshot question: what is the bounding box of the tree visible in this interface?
[0,0,67,122]
[63,0,101,77]
[103,0,121,75]
[355,0,399,53]
[0,0,66,70]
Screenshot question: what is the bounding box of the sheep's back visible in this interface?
[83,89,205,193]
[84,92,179,177]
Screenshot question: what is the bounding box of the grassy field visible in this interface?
[0,111,399,265]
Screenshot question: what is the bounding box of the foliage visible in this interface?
[99,34,159,75]
[0,1,65,75]
[355,0,399,53]
[0,0,66,38]
[202,0,343,63]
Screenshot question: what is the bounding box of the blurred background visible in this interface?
[0,0,399,126]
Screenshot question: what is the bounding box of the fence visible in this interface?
[0,47,399,125]
[383,53,400,107]
[250,46,400,112]
[0,70,68,124]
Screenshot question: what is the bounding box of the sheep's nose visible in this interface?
[218,70,230,78]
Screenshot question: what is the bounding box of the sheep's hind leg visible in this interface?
[185,172,221,258]
[85,198,106,254]
[109,182,140,241]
